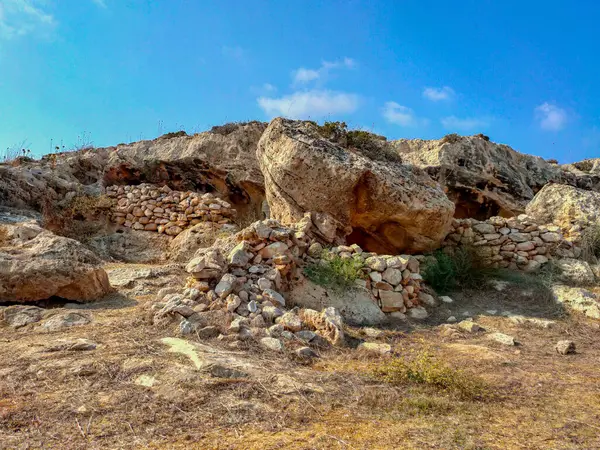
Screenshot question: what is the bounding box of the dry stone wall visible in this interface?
[310,244,425,315]
[106,184,236,236]
[443,214,581,271]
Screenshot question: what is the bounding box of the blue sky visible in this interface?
[0,0,599,162]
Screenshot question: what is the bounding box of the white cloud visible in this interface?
[382,102,428,127]
[535,102,568,131]
[92,0,107,8]
[441,115,490,131]
[423,86,455,101]
[292,57,356,86]
[0,0,55,40]
[257,90,359,119]
[262,83,276,93]
[293,68,320,84]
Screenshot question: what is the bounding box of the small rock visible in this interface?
[408,307,428,320]
[263,289,286,307]
[278,312,303,332]
[488,332,516,346]
[439,296,454,304]
[447,316,457,323]
[295,330,317,342]
[358,342,392,355]
[295,346,319,359]
[363,327,384,338]
[555,340,576,355]
[260,337,284,352]
[196,325,220,339]
[418,292,437,307]
[42,312,92,332]
[457,320,484,332]
[215,274,237,298]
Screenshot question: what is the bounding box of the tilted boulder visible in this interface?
[526,183,600,230]
[257,118,455,254]
[0,222,112,302]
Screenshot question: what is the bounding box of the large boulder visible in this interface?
[390,135,562,218]
[257,118,455,254]
[526,183,600,230]
[0,222,112,302]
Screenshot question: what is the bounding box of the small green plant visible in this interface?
[159,130,187,140]
[422,247,486,293]
[440,133,461,144]
[373,348,489,401]
[318,121,348,139]
[304,251,364,292]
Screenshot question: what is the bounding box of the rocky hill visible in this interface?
[2,118,600,448]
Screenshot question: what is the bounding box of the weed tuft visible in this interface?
[373,348,490,401]
[304,251,364,292]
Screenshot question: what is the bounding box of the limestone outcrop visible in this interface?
[390,135,562,219]
[102,122,267,207]
[257,118,455,254]
[0,221,112,302]
[526,183,600,232]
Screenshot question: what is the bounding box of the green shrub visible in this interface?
[304,252,364,292]
[373,349,490,401]
[579,224,600,263]
[422,247,486,293]
[159,130,187,139]
[440,133,461,144]
[318,121,348,139]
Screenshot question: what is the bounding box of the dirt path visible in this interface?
[1,263,600,449]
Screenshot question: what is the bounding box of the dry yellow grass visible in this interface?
[1,270,600,449]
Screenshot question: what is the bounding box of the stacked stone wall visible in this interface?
[106,184,236,236]
[442,214,581,271]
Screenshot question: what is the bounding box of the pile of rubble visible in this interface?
[443,214,581,271]
[106,184,236,236]
[149,218,428,351]
[151,220,345,351]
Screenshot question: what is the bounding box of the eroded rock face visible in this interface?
[257,118,455,254]
[0,221,112,302]
[526,183,600,230]
[390,135,562,219]
[102,122,267,207]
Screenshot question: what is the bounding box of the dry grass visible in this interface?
[1,264,600,448]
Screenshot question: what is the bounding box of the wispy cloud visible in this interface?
[535,102,568,131]
[0,0,56,40]
[441,115,490,131]
[257,89,359,119]
[423,86,455,102]
[292,57,356,86]
[91,0,107,8]
[382,102,428,127]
